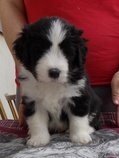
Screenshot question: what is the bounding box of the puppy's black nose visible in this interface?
[48,68,60,79]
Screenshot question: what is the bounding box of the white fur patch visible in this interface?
[48,19,66,44]
[69,114,94,144]
[36,48,68,83]
[36,20,68,83]
[77,78,86,89]
[19,66,86,117]
[19,60,86,146]
[27,108,50,146]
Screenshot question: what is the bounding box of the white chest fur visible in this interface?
[19,66,85,117]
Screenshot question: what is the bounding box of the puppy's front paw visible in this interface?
[27,133,50,147]
[70,132,92,144]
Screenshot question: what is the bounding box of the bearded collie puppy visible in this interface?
[14,17,101,147]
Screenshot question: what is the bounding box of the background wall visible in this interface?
[0,34,16,119]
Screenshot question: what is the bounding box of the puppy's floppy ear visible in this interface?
[13,26,30,65]
[78,36,88,65]
[71,27,88,66]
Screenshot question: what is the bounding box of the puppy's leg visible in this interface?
[69,96,94,144]
[22,97,50,147]
[27,111,50,147]
[69,114,94,144]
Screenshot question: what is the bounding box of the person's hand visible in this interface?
[111,71,119,126]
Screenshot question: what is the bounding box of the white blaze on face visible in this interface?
[36,19,69,83]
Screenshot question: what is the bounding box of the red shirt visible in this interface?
[24,0,119,85]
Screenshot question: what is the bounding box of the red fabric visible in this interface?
[0,120,27,138]
[23,0,119,85]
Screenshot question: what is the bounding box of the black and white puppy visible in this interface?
[14,17,101,147]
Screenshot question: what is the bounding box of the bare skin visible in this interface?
[111,71,119,126]
[0,0,27,70]
[0,0,27,126]
[0,0,119,127]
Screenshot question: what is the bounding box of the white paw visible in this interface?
[27,133,50,147]
[70,132,92,144]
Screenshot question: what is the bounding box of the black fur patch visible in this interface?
[13,18,53,78]
[69,85,101,129]
[70,93,90,117]
[60,110,68,122]
[59,23,87,84]
[22,96,35,117]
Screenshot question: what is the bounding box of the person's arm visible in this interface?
[0,0,27,62]
[111,71,119,126]
[0,0,27,126]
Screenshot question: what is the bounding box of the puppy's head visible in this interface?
[14,17,87,84]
